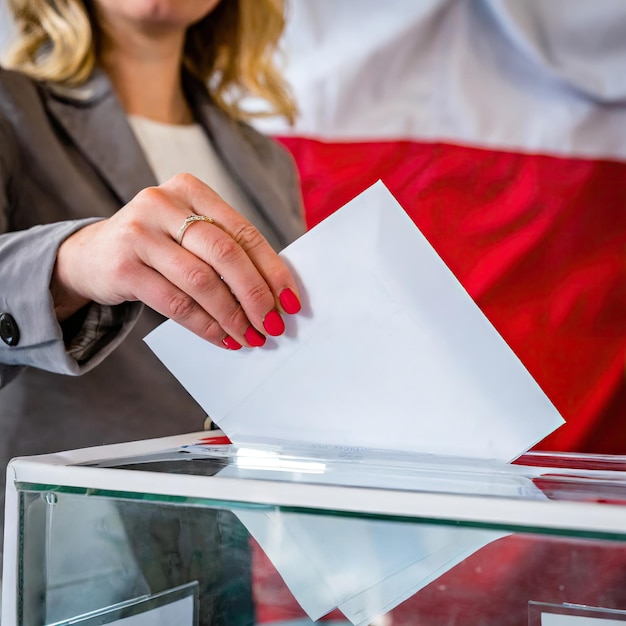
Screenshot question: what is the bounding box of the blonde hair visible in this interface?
[6,0,296,123]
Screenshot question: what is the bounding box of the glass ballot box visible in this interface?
[3,431,626,626]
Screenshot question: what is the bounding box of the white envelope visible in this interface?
[232,506,507,625]
[145,180,564,462]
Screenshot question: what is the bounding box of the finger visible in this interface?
[224,219,302,316]
[130,264,231,349]
[165,175,302,316]
[174,217,284,339]
[141,236,266,348]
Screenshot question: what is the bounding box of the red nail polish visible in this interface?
[263,309,285,336]
[245,325,266,347]
[222,336,242,350]
[279,288,301,314]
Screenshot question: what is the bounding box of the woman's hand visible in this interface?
[50,173,302,349]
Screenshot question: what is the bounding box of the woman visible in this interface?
[0,0,304,620]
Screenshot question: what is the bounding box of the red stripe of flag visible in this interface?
[279,136,626,454]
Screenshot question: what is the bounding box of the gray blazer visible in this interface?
[0,66,305,555]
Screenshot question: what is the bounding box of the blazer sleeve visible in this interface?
[0,115,142,387]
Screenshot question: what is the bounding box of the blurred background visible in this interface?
[0,2,12,53]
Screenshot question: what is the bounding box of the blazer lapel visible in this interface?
[187,82,305,249]
[42,70,157,205]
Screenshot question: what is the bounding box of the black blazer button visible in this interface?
[0,313,20,346]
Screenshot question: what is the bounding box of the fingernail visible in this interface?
[279,288,301,314]
[245,325,266,347]
[222,336,242,350]
[263,309,285,336]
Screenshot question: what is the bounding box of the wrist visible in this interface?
[50,235,92,324]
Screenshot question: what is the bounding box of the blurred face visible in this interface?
[91,0,222,35]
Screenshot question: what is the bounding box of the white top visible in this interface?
[128,115,281,250]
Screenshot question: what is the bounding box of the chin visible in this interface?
[96,0,222,29]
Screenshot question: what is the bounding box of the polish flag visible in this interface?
[260,0,626,455]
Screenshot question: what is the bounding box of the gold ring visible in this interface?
[176,215,214,245]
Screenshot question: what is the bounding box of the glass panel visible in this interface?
[16,488,626,626]
[18,492,252,626]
